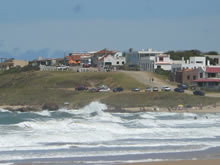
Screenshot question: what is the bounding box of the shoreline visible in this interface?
[0,103,220,113]
[122,159,220,165]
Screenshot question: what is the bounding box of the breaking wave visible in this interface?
[1,102,220,164]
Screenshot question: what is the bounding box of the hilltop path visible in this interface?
[121,71,220,98]
[120,71,176,89]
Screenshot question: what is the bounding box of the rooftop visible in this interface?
[206,67,220,73]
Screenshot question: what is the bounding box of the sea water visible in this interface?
[1,102,220,165]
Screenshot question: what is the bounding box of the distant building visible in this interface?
[67,53,91,66]
[0,59,28,70]
[124,48,163,71]
[155,54,172,71]
[91,49,116,67]
[175,68,199,84]
[204,54,220,65]
[181,57,206,69]
[194,67,220,91]
[30,57,65,67]
[103,52,125,67]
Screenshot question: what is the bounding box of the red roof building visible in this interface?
[193,67,220,91]
[206,67,220,73]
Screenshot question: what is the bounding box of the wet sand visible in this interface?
[123,159,220,165]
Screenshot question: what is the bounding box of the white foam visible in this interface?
[0,109,11,113]
[1,102,220,162]
[33,110,52,117]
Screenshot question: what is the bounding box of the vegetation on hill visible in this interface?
[0,71,218,109]
[166,50,219,65]
[0,71,145,107]
[166,50,202,60]
[0,65,39,75]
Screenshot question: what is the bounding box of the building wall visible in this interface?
[13,60,28,67]
[182,57,206,69]
[139,57,154,72]
[104,55,125,66]
[205,55,220,65]
[197,82,220,91]
[176,71,183,83]
[125,51,140,66]
[159,64,172,71]
[182,69,199,84]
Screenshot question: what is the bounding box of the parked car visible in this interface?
[193,90,205,96]
[178,83,188,89]
[161,86,171,91]
[98,85,110,92]
[145,87,151,92]
[131,88,140,92]
[75,86,88,91]
[174,88,184,93]
[88,88,99,93]
[153,87,158,92]
[99,88,111,92]
[113,87,124,92]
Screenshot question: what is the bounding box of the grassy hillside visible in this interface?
[0,71,218,109]
[0,71,145,106]
[0,71,146,90]
[101,92,218,108]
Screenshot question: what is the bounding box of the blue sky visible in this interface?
[0,0,220,60]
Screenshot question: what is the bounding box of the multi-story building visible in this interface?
[194,67,220,91]
[204,54,220,66]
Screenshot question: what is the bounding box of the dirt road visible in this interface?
[121,71,176,89]
[121,71,220,98]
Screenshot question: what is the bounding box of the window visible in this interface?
[200,73,203,78]
[214,58,219,64]
[116,61,119,64]
[122,61,125,64]
[193,76,196,80]
[208,73,216,78]
[159,57,163,62]
[187,75,190,80]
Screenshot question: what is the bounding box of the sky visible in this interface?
[0,0,220,60]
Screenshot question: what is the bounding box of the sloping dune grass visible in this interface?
[0,71,146,89]
[0,71,218,108]
[101,92,219,108]
[0,71,145,106]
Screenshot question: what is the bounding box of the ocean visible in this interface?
[1,102,220,165]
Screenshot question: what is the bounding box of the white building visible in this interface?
[138,48,164,71]
[155,54,172,70]
[138,48,163,60]
[181,57,206,69]
[204,54,220,66]
[171,57,207,73]
[103,52,126,67]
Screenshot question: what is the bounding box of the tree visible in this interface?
[205,51,219,55]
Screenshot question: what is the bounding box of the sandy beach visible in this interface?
[123,159,220,165]
[1,103,220,113]
[108,103,220,114]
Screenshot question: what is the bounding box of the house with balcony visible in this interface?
[103,52,125,68]
[194,67,220,91]
[125,48,164,71]
[91,49,116,67]
[155,54,172,71]
[204,54,220,66]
